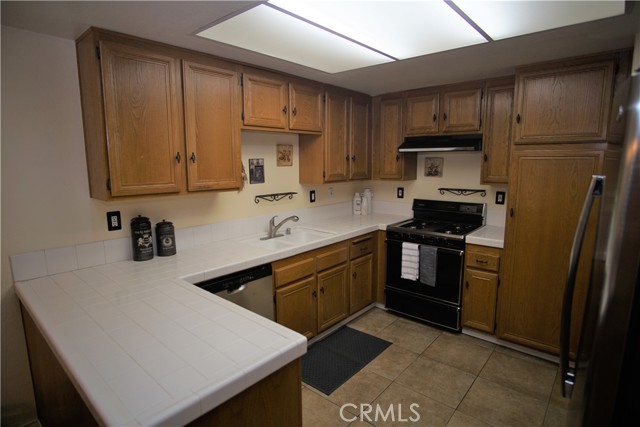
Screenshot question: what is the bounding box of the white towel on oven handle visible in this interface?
[401,242,420,281]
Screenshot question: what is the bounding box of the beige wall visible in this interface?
[0,25,505,422]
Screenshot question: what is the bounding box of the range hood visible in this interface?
[398,134,483,152]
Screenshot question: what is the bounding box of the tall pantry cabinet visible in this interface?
[497,51,631,355]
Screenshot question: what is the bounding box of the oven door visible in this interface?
[385,238,464,305]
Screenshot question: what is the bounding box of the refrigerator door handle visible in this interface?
[560,174,605,398]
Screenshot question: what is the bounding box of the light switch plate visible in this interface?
[310,190,316,203]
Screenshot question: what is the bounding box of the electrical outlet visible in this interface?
[107,211,122,231]
[495,191,506,205]
[310,190,316,203]
[397,187,404,199]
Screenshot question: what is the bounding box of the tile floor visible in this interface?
[302,308,569,427]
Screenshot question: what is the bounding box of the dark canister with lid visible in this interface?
[130,215,154,261]
[156,219,176,256]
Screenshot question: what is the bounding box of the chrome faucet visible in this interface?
[264,215,299,239]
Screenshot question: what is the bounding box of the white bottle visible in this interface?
[362,188,373,215]
[361,193,370,215]
[353,193,362,215]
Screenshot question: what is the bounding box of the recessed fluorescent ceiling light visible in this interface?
[454,0,626,40]
[197,4,394,73]
[197,0,626,74]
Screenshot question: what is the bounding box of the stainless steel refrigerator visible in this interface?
[560,73,640,425]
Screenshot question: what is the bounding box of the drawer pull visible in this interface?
[476,259,488,264]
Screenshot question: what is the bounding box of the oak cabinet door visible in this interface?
[513,61,614,144]
[324,91,350,182]
[497,147,603,354]
[482,84,514,184]
[375,97,416,180]
[350,96,372,180]
[242,70,288,129]
[405,93,439,135]
[440,88,483,133]
[350,254,373,314]
[462,268,498,333]
[276,277,317,339]
[100,41,183,196]
[289,81,323,132]
[183,60,241,191]
[317,264,349,332]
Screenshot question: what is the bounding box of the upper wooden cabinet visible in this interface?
[512,52,631,145]
[241,68,323,133]
[182,60,242,192]
[299,88,371,184]
[405,83,483,136]
[76,28,243,199]
[481,78,515,184]
[92,40,184,197]
[372,96,417,180]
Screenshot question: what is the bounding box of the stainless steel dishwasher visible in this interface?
[194,263,274,321]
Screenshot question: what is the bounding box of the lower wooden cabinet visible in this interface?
[275,276,317,339]
[462,244,501,334]
[273,234,376,338]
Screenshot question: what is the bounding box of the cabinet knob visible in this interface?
[320,287,325,294]
[282,105,288,114]
[443,113,447,121]
[292,107,297,116]
[510,208,515,217]
[465,281,469,289]
[175,152,181,163]
[346,155,350,161]
[190,152,196,163]
[395,154,400,162]
[351,155,356,162]
[312,290,317,298]
[352,272,357,279]
[483,153,488,162]
[433,114,437,122]
[516,114,521,124]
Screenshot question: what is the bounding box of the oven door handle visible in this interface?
[386,238,463,257]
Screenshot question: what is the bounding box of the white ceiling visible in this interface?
[2,1,639,96]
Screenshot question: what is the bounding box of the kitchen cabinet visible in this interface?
[462,244,501,333]
[404,83,483,135]
[497,144,611,355]
[349,234,375,314]
[372,96,417,180]
[481,78,514,184]
[241,68,323,133]
[76,28,243,199]
[512,54,624,145]
[273,242,350,338]
[299,88,371,184]
[182,59,242,191]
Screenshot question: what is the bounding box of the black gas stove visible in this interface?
[385,199,487,331]
[387,199,486,249]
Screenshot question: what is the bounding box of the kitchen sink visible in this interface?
[236,227,335,250]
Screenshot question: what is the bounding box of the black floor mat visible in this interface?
[302,326,392,395]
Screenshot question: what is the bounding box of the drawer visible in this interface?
[465,245,501,272]
[273,257,315,288]
[316,244,349,272]
[350,234,374,259]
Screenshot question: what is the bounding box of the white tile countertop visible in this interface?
[466,225,506,248]
[14,213,408,426]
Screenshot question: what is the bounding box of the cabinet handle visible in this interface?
[476,259,488,264]
[320,287,325,294]
[312,290,317,298]
[175,152,181,163]
[282,105,288,114]
[351,155,356,162]
[443,113,447,121]
[433,114,437,122]
[346,155,350,162]
[510,208,514,217]
[516,113,521,124]
[395,154,400,162]
[190,152,196,163]
[292,107,297,116]
[352,272,357,279]
[483,153,488,162]
[465,281,469,289]
[616,105,624,122]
